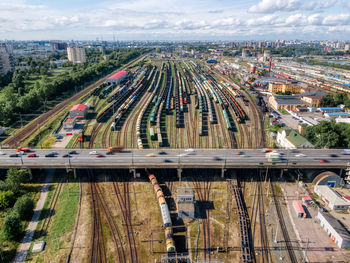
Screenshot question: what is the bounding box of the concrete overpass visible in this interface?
[0,149,349,170]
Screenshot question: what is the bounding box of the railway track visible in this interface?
[39,178,64,236]
[111,170,139,263]
[89,170,126,263]
[192,172,212,261]
[4,55,146,147]
[270,180,298,263]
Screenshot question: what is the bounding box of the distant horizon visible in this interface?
[1,0,350,40]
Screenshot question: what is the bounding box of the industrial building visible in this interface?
[106,71,127,85]
[317,211,350,248]
[268,95,310,111]
[69,104,88,119]
[0,43,14,74]
[268,81,301,94]
[314,185,350,211]
[63,117,76,129]
[67,47,86,63]
[312,171,344,188]
[177,187,195,219]
[276,127,314,149]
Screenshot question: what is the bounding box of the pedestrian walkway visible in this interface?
[12,169,54,263]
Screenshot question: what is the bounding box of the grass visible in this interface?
[65,134,78,149]
[26,179,80,262]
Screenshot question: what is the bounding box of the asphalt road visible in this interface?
[0,149,349,168]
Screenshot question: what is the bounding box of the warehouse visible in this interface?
[314,185,350,211]
[69,104,88,119]
[317,211,350,248]
[106,71,127,85]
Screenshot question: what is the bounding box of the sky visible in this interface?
[1,0,350,41]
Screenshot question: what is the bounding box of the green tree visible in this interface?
[5,169,30,194]
[1,212,22,240]
[0,190,15,209]
[13,195,34,220]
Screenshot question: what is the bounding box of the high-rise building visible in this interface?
[0,43,14,74]
[345,44,350,52]
[51,42,68,51]
[98,45,106,54]
[67,47,86,63]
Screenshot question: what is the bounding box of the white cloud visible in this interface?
[248,0,301,13]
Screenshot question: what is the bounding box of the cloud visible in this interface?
[248,0,301,13]
[208,9,224,14]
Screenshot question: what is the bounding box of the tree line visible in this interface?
[320,93,350,108]
[0,48,147,126]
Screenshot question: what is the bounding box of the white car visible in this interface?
[89,151,99,155]
[177,154,187,157]
[341,150,350,155]
[295,154,306,157]
[185,148,194,152]
[0,151,6,155]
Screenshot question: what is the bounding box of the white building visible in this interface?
[314,185,350,211]
[317,211,350,248]
[177,187,195,219]
[67,47,86,63]
[276,127,314,149]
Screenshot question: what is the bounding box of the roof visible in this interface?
[70,104,87,112]
[302,196,312,201]
[319,107,342,111]
[177,187,194,196]
[318,211,350,240]
[326,112,349,116]
[65,117,76,123]
[108,71,127,79]
[344,196,350,202]
[279,127,312,147]
[293,200,305,214]
[312,171,340,185]
[315,185,350,207]
[178,202,195,212]
[274,96,310,106]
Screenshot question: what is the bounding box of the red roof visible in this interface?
[344,196,350,202]
[302,196,312,201]
[108,71,127,79]
[70,104,87,112]
[293,200,305,214]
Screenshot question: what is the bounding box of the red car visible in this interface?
[96,154,105,158]
[237,151,245,155]
[320,159,329,163]
[28,154,37,158]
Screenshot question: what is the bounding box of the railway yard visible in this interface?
[3,54,265,150]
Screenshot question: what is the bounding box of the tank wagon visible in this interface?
[148,174,176,252]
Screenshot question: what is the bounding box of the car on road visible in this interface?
[146,153,155,157]
[242,154,250,157]
[158,151,167,155]
[49,151,58,155]
[213,156,222,161]
[237,151,245,155]
[163,159,172,163]
[28,154,37,157]
[9,154,19,157]
[106,151,114,155]
[89,151,98,155]
[185,148,194,152]
[0,151,6,155]
[96,154,105,158]
[45,153,56,157]
[340,149,350,155]
[62,154,71,158]
[329,154,338,157]
[176,153,187,157]
[262,148,274,153]
[295,154,306,157]
[320,159,329,163]
[69,150,78,155]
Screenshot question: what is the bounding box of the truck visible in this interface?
[16,147,31,152]
[107,146,123,153]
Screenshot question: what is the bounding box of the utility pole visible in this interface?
[303,237,309,263]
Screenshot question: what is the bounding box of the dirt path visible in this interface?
[13,169,54,263]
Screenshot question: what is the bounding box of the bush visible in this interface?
[14,195,34,220]
[0,190,15,209]
[5,169,30,194]
[1,212,22,240]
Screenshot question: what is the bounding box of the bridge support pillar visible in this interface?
[73,168,77,179]
[221,168,226,178]
[130,167,136,178]
[177,167,182,181]
[28,168,33,181]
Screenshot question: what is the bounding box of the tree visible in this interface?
[320,95,335,107]
[14,195,34,220]
[1,212,22,240]
[0,190,15,209]
[5,169,30,194]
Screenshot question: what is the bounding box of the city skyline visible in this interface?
[1,0,350,41]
